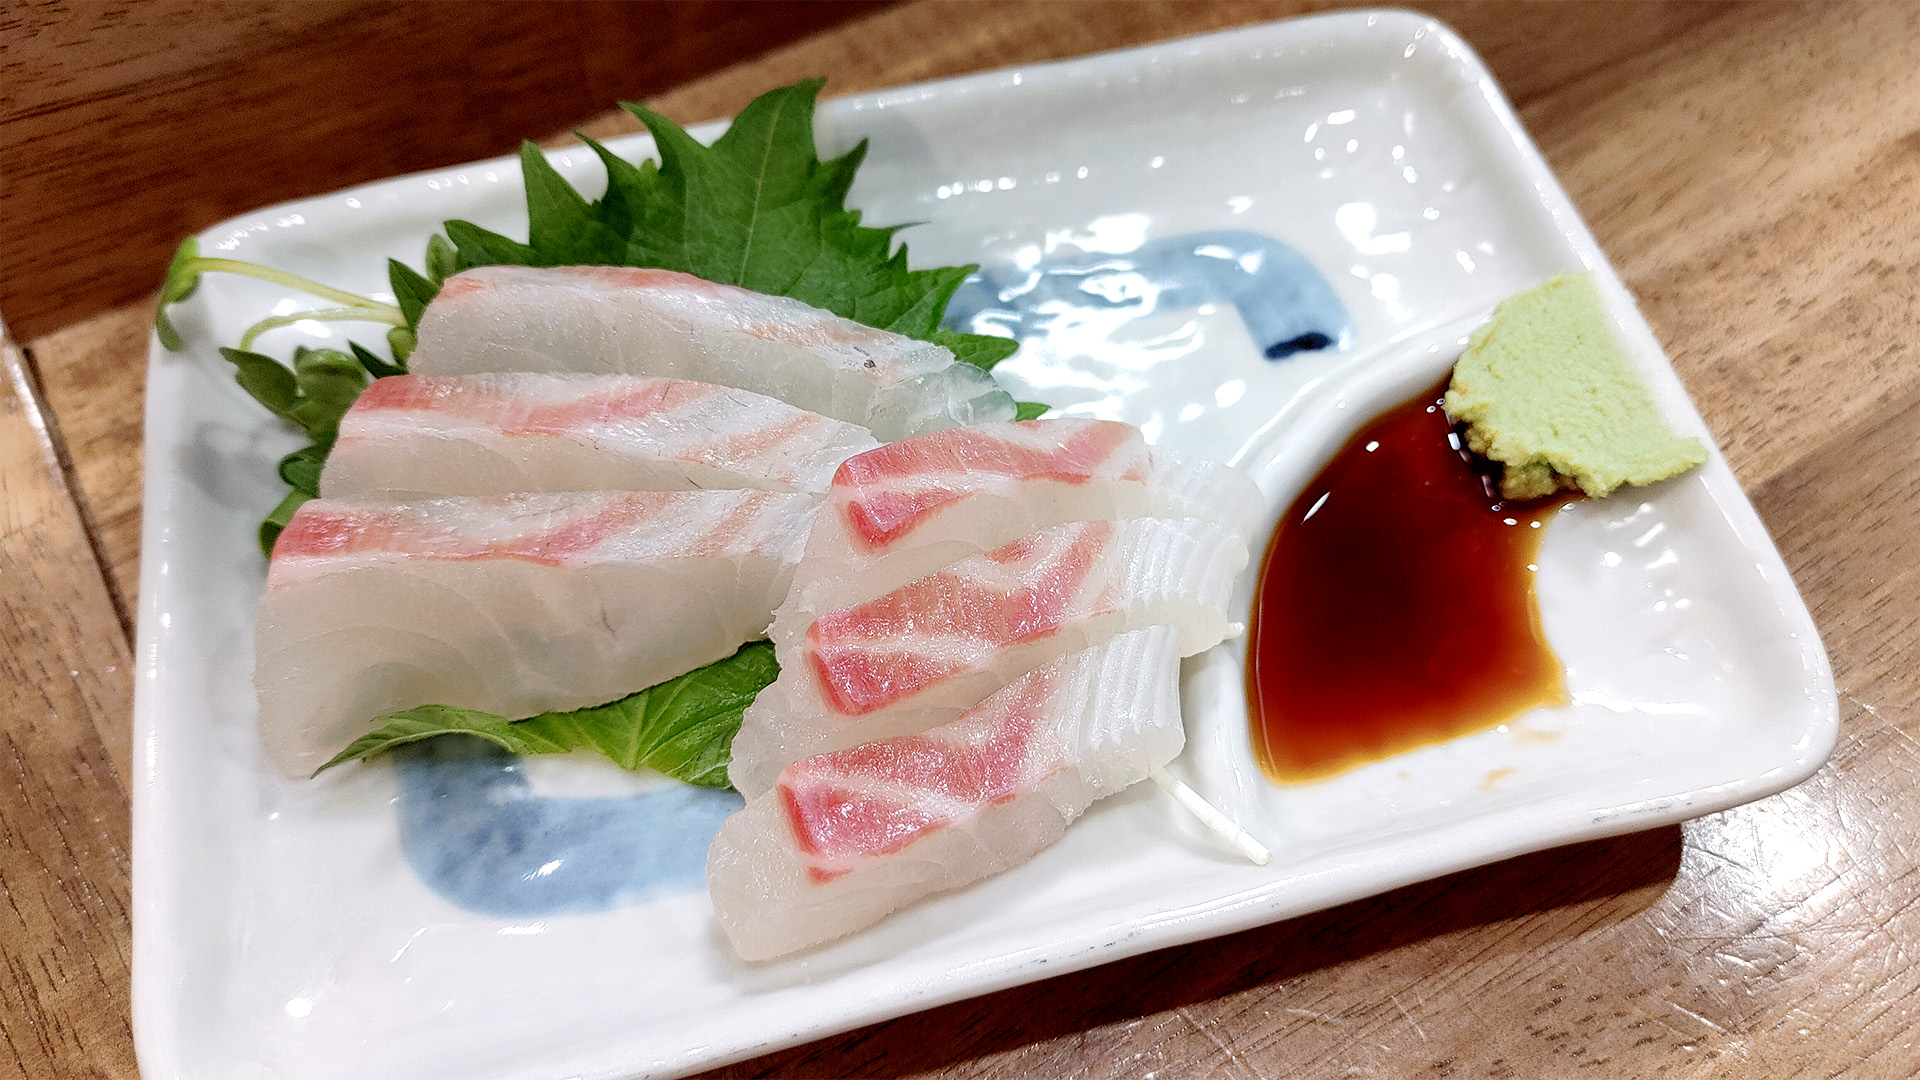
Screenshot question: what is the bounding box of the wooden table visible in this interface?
[5,2,1917,1076]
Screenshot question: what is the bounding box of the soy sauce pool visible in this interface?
[1246,381,1571,783]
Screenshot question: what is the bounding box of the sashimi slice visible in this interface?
[320,373,878,499]
[255,489,813,777]
[708,626,1185,961]
[771,418,1261,647]
[406,265,1016,440]
[730,517,1245,795]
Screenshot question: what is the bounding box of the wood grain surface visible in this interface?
[4,2,1918,1078]
[1,329,138,1079]
[0,0,881,341]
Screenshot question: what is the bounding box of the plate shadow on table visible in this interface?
[699,825,1683,1078]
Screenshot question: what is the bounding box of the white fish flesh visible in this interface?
[708,626,1184,961]
[407,265,1016,441]
[255,489,813,777]
[320,373,878,499]
[771,418,1260,648]
[729,517,1245,795]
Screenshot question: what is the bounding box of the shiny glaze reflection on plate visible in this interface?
[132,11,1836,1079]
[944,228,1351,361]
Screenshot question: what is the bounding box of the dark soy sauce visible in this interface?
[1246,380,1570,783]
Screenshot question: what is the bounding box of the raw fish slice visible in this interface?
[772,419,1260,647]
[730,518,1244,795]
[407,265,1016,440]
[709,626,1184,961]
[255,489,813,777]
[320,373,878,499]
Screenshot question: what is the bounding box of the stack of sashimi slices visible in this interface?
[251,263,1262,963]
[708,419,1261,960]
[255,265,1013,776]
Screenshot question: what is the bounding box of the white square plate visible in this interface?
[134,11,1836,1079]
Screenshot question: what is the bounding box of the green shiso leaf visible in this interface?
[443,79,1020,372]
[579,133,656,238]
[443,217,542,270]
[388,258,439,332]
[349,340,405,379]
[937,329,1020,372]
[518,141,630,265]
[316,641,777,787]
[1013,400,1051,421]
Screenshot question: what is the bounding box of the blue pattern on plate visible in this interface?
[395,737,742,917]
[944,229,1351,359]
